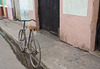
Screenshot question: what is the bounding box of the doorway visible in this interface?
[38,0,59,35]
[95,1,100,50]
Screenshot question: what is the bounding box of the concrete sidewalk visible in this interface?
[0,35,26,69]
[0,19,100,69]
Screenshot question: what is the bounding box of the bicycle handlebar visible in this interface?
[15,19,36,22]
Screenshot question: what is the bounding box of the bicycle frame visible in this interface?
[23,21,32,49]
[16,19,36,49]
[23,21,27,48]
[27,29,33,48]
[23,21,26,29]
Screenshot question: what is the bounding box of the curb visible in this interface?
[0,27,49,69]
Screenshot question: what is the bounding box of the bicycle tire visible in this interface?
[29,38,41,68]
[18,29,24,41]
[18,29,26,51]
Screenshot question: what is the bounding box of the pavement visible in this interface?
[0,19,100,69]
[0,35,26,69]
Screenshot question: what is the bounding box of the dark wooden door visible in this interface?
[38,0,59,35]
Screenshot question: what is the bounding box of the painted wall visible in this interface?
[0,0,3,16]
[14,0,21,19]
[6,0,13,20]
[13,0,39,27]
[0,0,2,16]
[0,0,2,5]
[0,0,7,16]
[0,0,13,19]
[0,0,7,5]
[60,0,99,52]
[19,0,34,25]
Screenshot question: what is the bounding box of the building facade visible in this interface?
[37,0,100,52]
[60,0,99,52]
[0,0,100,52]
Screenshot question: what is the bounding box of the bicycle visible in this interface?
[15,19,41,68]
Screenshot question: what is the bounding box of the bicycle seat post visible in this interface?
[23,21,26,29]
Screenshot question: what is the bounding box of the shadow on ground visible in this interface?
[0,29,48,69]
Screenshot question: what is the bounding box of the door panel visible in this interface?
[38,0,59,35]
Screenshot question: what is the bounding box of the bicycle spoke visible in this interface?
[29,39,41,68]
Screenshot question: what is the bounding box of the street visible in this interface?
[0,35,26,69]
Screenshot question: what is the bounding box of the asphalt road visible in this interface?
[0,35,26,69]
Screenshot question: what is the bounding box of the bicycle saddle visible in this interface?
[28,25,38,31]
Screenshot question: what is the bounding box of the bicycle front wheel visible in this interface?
[18,29,26,51]
[18,29,25,41]
[29,38,41,68]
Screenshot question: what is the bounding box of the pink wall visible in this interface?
[7,8,13,20]
[90,0,99,52]
[28,0,36,26]
[60,0,99,52]
[34,0,39,29]
[29,0,39,29]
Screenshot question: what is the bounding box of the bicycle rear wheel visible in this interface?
[18,29,26,51]
[29,38,41,68]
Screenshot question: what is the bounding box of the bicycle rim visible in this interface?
[29,39,41,68]
[18,29,26,51]
[18,29,24,41]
